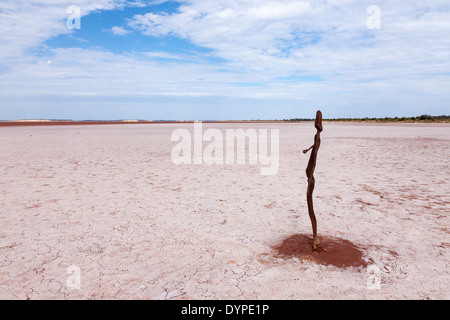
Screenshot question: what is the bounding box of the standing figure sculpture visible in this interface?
[303,110,323,250]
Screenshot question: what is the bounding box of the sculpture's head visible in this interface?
[315,110,323,132]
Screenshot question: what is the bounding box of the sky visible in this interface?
[0,0,449,120]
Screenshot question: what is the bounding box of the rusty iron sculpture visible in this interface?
[303,110,323,250]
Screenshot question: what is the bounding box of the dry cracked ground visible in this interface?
[0,122,449,299]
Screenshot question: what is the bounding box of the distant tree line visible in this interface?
[283,118,314,122]
[285,115,450,122]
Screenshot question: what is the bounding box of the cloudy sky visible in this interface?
[0,0,449,120]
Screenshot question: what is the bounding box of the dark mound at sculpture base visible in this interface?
[273,234,368,268]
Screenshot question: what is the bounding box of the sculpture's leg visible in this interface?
[306,176,319,250]
[303,110,323,251]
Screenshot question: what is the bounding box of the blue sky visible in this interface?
[0,0,449,120]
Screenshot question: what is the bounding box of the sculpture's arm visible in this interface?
[303,145,314,154]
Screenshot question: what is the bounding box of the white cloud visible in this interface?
[0,0,127,61]
[127,0,450,80]
[111,26,131,35]
[128,0,316,58]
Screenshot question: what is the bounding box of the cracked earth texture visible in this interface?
[0,122,449,299]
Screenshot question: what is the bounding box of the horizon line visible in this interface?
[0,115,449,126]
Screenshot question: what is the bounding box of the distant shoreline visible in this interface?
[0,120,279,127]
[0,115,449,126]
